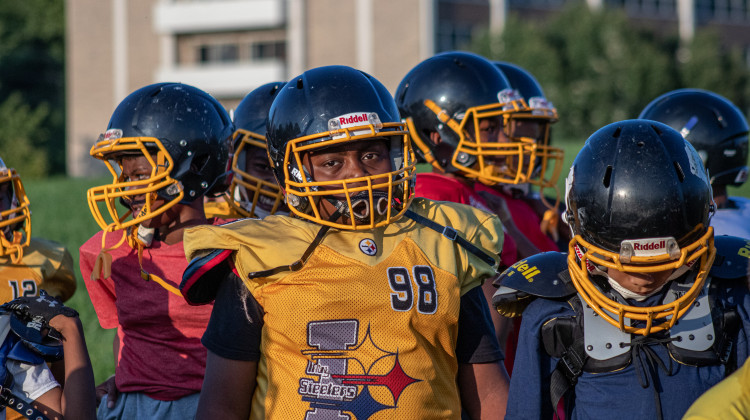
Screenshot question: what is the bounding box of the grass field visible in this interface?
[21,139,750,385]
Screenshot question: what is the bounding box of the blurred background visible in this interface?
[2,0,749,382]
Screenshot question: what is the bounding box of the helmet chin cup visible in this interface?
[348,191,390,223]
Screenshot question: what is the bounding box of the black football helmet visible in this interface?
[88,82,234,231]
[564,119,715,336]
[227,81,286,218]
[639,88,749,187]
[266,65,415,230]
[0,157,30,263]
[396,51,559,187]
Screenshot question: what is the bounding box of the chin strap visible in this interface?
[402,209,498,269]
[132,225,182,297]
[246,209,341,280]
[91,225,182,297]
[91,228,128,281]
[0,232,25,264]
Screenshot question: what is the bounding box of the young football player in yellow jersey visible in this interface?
[0,158,94,419]
[0,157,76,304]
[204,82,288,220]
[181,65,510,419]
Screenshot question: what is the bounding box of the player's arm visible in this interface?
[197,352,257,419]
[47,314,96,419]
[196,270,264,418]
[458,361,509,420]
[455,286,509,419]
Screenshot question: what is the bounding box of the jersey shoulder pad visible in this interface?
[181,249,234,305]
[710,235,750,280]
[492,252,575,317]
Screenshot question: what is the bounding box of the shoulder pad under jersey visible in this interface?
[710,235,750,280]
[180,249,234,305]
[492,252,575,317]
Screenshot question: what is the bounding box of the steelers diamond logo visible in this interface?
[359,238,378,256]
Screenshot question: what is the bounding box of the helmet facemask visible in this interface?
[0,166,31,263]
[421,91,564,189]
[87,131,183,232]
[567,228,715,336]
[279,115,416,230]
[227,129,286,218]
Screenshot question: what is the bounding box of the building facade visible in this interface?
[66,0,750,176]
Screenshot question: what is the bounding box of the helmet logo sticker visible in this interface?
[104,129,123,141]
[329,112,382,139]
[620,237,679,261]
[498,88,521,105]
[358,238,377,256]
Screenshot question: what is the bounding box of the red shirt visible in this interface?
[415,173,518,268]
[80,229,214,401]
[473,183,558,252]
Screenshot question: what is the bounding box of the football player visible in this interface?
[0,159,88,420]
[0,157,76,304]
[79,82,233,419]
[494,119,750,419]
[205,81,288,220]
[395,52,561,374]
[639,88,750,239]
[486,61,567,249]
[181,65,509,419]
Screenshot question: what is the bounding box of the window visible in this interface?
[198,44,239,64]
[250,41,287,61]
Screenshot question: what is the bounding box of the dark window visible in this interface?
[198,44,239,64]
[251,41,287,60]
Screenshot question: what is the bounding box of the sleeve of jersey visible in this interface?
[202,274,263,361]
[505,299,563,420]
[460,212,505,295]
[79,237,119,329]
[456,286,503,364]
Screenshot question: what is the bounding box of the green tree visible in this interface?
[0,0,65,177]
[471,2,750,142]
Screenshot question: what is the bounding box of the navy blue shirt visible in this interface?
[506,278,750,420]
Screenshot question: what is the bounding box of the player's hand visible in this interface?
[96,374,119,408]
[0,290,79,340]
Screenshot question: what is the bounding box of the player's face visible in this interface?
[120,155,166,223]
[508,118,545,143]
[303,139,391,185]
[302,139,391,222]
[608,267,674,295]
[242,145,279,212]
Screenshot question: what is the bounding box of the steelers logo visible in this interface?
[359,238,378,256]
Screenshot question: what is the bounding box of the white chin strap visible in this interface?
[603,264,692,302]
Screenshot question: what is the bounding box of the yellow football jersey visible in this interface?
[184,197,504,419]
[0,237,76,303]
[203,199,244,220]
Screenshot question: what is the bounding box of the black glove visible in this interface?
[1,290,79,322]
[1,290,78,344]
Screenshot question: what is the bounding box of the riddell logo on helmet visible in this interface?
[632,240,666,251]
[339,113,369,126]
